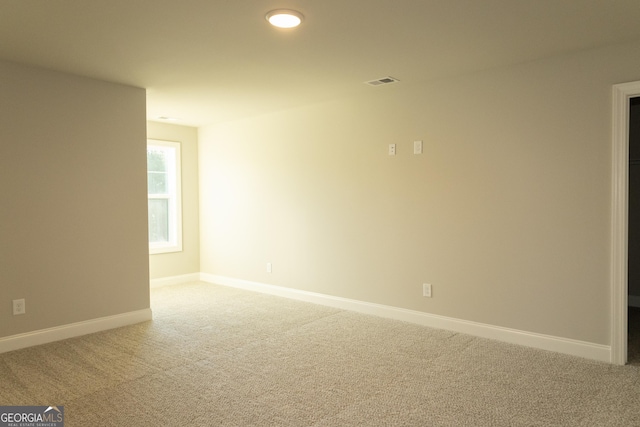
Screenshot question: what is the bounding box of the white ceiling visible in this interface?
[2,0,640,127]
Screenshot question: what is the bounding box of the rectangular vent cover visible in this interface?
[365,76,400,86]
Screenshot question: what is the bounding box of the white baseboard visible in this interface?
[0,308,152,354]
[200,273,611,363]
[150,272,201,288]
[629,295,640,308]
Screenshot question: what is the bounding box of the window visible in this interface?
[147,139,182,254]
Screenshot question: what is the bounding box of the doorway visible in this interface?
[628,97,640,365]
[611,81,640,365]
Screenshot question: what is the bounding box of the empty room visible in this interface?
[2,1,640,425]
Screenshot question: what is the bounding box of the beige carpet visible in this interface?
[1,282,640,426]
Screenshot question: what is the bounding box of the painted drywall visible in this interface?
[0,61,149,339]
[199,40,640,346]
[147,121,200,280]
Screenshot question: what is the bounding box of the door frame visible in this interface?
[611,81,640,365]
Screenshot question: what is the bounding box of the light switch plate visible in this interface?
[414,140,423,154]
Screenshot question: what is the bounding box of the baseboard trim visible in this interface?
[150,272,201,288]
[201,274,611,363]
[0,308,152,354]
[629,295,640,308]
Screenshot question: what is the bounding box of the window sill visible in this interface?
[149,244,183,255]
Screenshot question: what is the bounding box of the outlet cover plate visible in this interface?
[13,299,25,315]
[422,284,432,298]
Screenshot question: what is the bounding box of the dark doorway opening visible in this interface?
[628,97,640,365]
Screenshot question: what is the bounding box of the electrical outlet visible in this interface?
[13,299,25,315]
[266,262,272,273]
[422,284,432,298]
[388,144,396,156]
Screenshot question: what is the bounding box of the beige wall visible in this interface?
[0,61,149,339]
[147,121,200,280]
[199,40,640,346]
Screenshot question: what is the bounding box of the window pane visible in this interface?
[148,199,169,243]
[147,149,167,172]
[148,171,167,194]
[147,139,182,254]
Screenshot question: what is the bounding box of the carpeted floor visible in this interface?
[1,282,640,426]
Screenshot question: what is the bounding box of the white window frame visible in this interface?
[147,139,183,254]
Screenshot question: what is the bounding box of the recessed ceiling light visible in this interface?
[265,9,304,28]
[157,116,179,122]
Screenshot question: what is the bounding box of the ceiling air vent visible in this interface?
[365,76,400,86]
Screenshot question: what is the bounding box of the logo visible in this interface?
[0,406,64,427]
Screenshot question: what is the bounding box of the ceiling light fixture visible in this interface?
[265,9,304,29]
[365,76,400,86]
